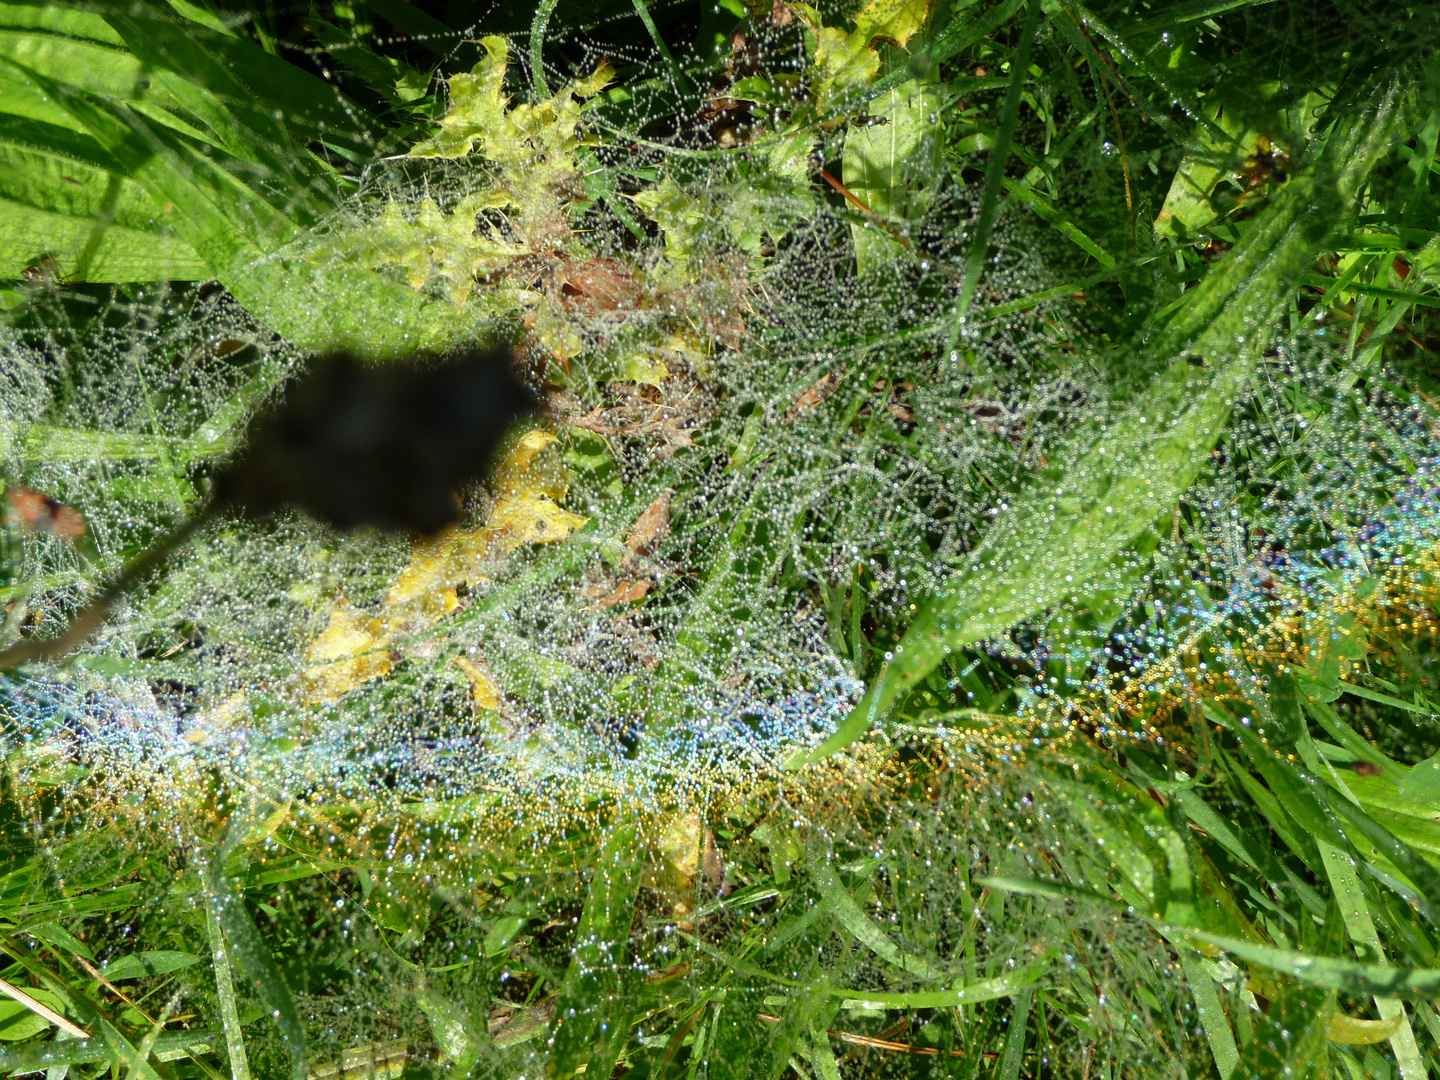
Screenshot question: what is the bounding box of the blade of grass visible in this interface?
[996,987,1032,1080]
[789,77,1403,767]
[812,861,947,981]
[1179,949,1239,1079]
[946,0,1041,334]
[204,898,250,1080]
[548,822,643,1080]
[205,840,306,1080]
[528,0,560,97]
[834,957,1051,1009]
[1171,926,1440,1000]
[0,1032,215,1074]
[1318,839,1427,1080]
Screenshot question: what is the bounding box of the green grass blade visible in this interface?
[946,0,1040,331]
[204,899,250,1080]
[528,0,560,96]
[997,986,1032,1080]
[788,75,1404,767]
[1179,949,1239,1079]
[1171,926,1440,1001]
[0,1032,215,1074]
[205,853,307,1080]
[833,958,1051,1008]
[1325,789,1440,929]
[812,860,947,981]
[1319,839,1427,1080]
[548,823,643,1080]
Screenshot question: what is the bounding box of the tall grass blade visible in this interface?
[790,75,1404,766]
[1319,840,1427,1080]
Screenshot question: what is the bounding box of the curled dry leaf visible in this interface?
[4,487,85,539]
[626,492,672,555]
[788,372,840,417]
[585,578,651,608]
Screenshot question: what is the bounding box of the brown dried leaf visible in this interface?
[559,258,643,313]
[789,372,840,416]
[4,487,85,539]
[626,492,672,554]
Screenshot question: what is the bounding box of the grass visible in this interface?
[0,0,1439,1078]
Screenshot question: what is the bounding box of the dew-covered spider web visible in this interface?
[0,0,1434,1075]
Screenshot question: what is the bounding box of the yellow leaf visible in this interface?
[486,494,589,554]
[384,530,469,626]
[1326,1012,1403,1045]
[852,0,929,50]
[408,36,511,160]
[302,599,393,704]
[490,429,570,502]
[184,692,248,745]
[453,655,502,711]
[572,57,616,98]
[794,0,930,114]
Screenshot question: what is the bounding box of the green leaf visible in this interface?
[1232,977,1335,1080]
[99,950,201,982]
[811,860,946,980]
[0,988,62,1040]
[788,75,1404,767]
[25,921,93,961]
[0,116,206,281]
[842,77,943,273]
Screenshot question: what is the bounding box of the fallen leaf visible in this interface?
[184,692,249,745]
[304,428,587,704]
[646,811,703,914]
[385,530,467,626]
[302,599,394,704]
[454,655,502,711]
[559,258,643,313]
[4,487,85,539]
[626,493,672,554]
[486,494,589,555]
[585,578,651,607]
[489,429,568,501]
[789,372,840,416]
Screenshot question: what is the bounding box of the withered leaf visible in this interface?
[625,492,672,554]
[302,599,394,704]
[789,372,840,416]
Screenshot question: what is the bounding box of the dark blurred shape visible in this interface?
[213,347,536,533]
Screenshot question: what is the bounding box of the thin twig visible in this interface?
[0,975,89,1038]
